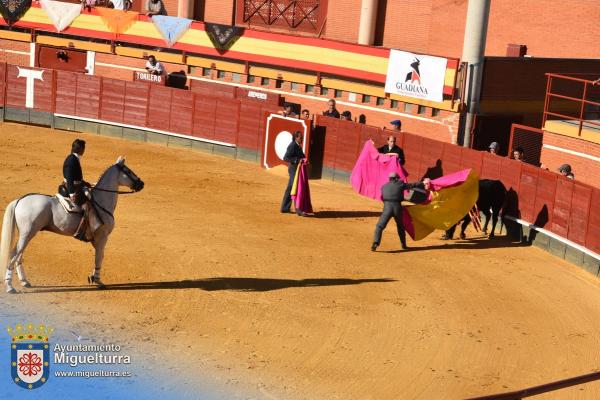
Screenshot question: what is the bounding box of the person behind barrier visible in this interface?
[558,164,574,179]
[323,99,340,119]
[145,55,165,76]
[279,103,298,118]
[390,119,402,131]
[371,173,430,251]
[280,131,307,216]
[512,146,524,162]
[378,136,405,166]
[63,139,90,242]
[146,0,165,16]
[340,110,352,121]
[301,109,310,120]
[488,141,499,155]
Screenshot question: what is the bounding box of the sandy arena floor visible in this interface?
[1,123,600,399]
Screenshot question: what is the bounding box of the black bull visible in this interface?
[445,179,507,239]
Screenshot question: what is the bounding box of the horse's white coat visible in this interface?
[0,157,143,293]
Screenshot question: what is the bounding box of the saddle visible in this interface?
[56,192,82,213]
[56,184,102,242]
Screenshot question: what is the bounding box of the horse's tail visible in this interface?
[0,199,18,271]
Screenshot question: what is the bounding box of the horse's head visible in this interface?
[115,156,144,192]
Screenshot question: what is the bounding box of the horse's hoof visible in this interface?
[6,287,17,294]
[88,275,106,289]
[459,233,466,240]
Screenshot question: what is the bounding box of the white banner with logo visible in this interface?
[384,50,448,103]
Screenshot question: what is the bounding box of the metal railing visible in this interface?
[542,73,600,137]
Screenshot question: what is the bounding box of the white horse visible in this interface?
[0,157,144,293]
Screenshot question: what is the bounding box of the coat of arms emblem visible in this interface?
[8,324,53,389]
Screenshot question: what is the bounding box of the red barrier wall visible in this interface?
[0,62,597,256]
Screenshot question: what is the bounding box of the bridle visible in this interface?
[89,163,144,222]
[91,164,144,194]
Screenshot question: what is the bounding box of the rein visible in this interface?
[91,187,136,194]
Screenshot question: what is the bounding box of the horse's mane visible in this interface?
[94,163,119,190]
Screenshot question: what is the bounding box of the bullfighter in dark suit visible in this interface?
[280,131,306,216]
[372,173,430,251]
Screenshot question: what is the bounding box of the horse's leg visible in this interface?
[4,249,16,293]
[13,229,35,288]
[88,234,107,289]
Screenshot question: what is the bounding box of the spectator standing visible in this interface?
[558,164,575,179]
[488,141,499,155]
[281,132,307,216]
[145,55,165,76]
[146,0,165,16]
[301,109,310,120]
[378,136,405,166]
[323,99,340,119]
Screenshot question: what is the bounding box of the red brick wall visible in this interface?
[162,0,178,15]
[322,0,361,43]
[541,132,600,188]
[380,0,434,54]
[203,0,234,24]
[0,40,30,66]
[324,0,600,59]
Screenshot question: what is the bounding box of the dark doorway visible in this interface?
[472,115,523,156]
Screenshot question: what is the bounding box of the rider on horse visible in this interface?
[63,139,90,241]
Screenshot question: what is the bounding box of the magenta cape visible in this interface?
[349,141,480,240]
[349,140,408,201]
[291,161,313,213]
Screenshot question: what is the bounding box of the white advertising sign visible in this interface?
[384,50,448,103]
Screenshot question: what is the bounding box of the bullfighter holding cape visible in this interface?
[350,140,479,245]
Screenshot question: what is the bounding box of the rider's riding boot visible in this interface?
[74,206,89,242]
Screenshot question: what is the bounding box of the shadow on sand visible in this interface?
[27,277,397,294]
[378,236,526,253]
[314,210,380,219]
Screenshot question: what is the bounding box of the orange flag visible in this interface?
[97,8,139,35]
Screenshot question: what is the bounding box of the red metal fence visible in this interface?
[508,124,543,166]
[543,73,600,137]
[1,62,599,256]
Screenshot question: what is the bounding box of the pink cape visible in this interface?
[291,162,313,213]
[349,141,408,201]
[349,141,479,240]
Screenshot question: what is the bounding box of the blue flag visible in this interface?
[151,15,192,47]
